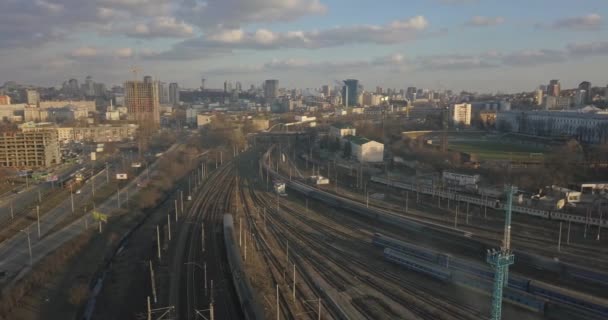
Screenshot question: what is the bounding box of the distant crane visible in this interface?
[486,185,516,320]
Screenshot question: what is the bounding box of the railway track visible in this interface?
[241,155,486,320]
[170,161,242,320]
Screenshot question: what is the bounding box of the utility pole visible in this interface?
[149,261,157,303]
[20,229,32,266]
[167,214,171,241]
[71,187,75,213]
[38,189,41,203]
[276,284,280,320]
[106,162,109,183]
[180,190,184,214]
[558,222,563,252]
[36,205,41,238]
[292,263,296,301]
[10,201,13,219]
[567,221,571,245]
[486,185,516,320]
[156,225,161,261]
[175,200,178,222]
[202,222,205,252]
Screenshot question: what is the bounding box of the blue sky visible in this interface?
[0,0,607,93]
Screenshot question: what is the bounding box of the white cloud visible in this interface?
[127,16,194,38]
[114,47,134,58]
[70,46,98,58]
[179,0,327,29]
[466,16,505,27]
[550,14,602,30]
[35,0,64,14]
[152,16,430,59]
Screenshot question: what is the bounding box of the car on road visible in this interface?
[76,189,82,194]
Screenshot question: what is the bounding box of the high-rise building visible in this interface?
[547,80,561,97]
[322,85,331,97]
[25,89,40,105]
[575,90,586,107]
[169,83,180,106]
[125,77,160,126]
[535,89,544,106]
[450,103,472,126]
[578,81,592,104]
[264,79,279,102]
[201,78,206,90]
[157,82,170,104]
[605,85,608,101]
[84,76,95,97]
[406,87,417,101]
[235,82,242,93]
[376,86,383,95]
[93,83,106,97]
[342,79,359,107]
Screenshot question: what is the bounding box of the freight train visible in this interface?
[376,233,608,318]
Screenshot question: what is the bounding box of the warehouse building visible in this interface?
[345,136,384,163]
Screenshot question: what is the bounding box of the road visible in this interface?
[0,145,178,285]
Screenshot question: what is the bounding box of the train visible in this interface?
[370,176,608,228]
[223,214,265,320]
[376,233,608,318]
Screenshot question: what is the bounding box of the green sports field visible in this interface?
[447,139,546,161]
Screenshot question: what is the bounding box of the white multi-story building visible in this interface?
[545,96,572,110]
[329,123,356,139]
[535,89,544,106]
[345,136,384,163]
[451,103,472,126]
[496,108,608,143]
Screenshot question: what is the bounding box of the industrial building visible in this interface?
[345,136,384,163]
[496,108,608,143]
[0,129,60,168]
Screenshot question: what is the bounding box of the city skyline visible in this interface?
[0,0,607,92]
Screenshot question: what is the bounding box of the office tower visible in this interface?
[84,76,95,97]
[342,79,359,107]
[264,79,279,101]
[169,83,180,106]
[406,87,417,101]
[578,81,592,104]
[547,80,561,97]
[376,86,383,95]
[125,77,160,126]
[201,78,206,90]
[157,81,169,104]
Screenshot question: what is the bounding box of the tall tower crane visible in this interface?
[486,185,516,320]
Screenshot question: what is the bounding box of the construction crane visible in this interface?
[486,185,516,320]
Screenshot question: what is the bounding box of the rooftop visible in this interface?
[345,135,376,145]
[331,123,354,129]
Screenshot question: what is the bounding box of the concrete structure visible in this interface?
[442,171,480,187]
[547,79,560,97]
[496,108,608,143]
[57,124,138,143]
[329,123,356,141]
[264,80,279,102]
[125,78,160,125]
[451,103,472,126]
[342,79,359,107]
[345,136,384,163]
[24,104,89,122]
[545,96,572,110]
[0,129,60,168]
[25,89,40,105]
[0,95,11,105]
[169,82,180,105]
[362,92,382,106]
[38,100,95,111]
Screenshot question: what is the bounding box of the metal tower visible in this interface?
[486,185,516,320]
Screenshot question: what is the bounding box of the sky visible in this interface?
[1,0,607,93]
